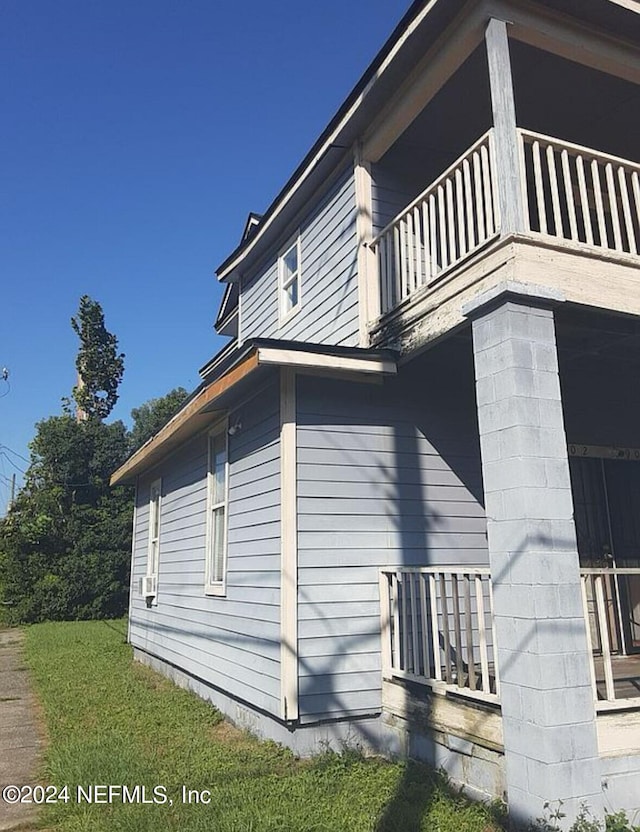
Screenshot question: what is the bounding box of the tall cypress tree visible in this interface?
[71,295,125,420]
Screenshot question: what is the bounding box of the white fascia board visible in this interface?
[608,0,640,12]
[257,347,397,376]
[217,0,443,282]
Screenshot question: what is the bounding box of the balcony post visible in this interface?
[485,19,525,234]
[464,283,603,826]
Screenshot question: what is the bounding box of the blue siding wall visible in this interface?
[129,381,281,716]
[371,165,416,236]
[295,353,487,723]
[240,168,359,347]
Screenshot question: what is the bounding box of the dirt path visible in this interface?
[0,629,43,831]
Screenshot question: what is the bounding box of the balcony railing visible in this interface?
[381,565,640,711]
[370,129,640,322]
[370,130,500,316]
[519,130,640,255]
[379,567,499,705]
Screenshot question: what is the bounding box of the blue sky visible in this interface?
[0,0,408,507]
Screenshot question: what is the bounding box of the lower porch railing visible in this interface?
[581,567,640,707]
[379,567,499,705]
[381,566,640,710]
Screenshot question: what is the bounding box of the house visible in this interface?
[111,0,640,825]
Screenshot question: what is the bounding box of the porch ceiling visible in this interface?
[556,307,640,369]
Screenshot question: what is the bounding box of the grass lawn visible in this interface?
[24,619,505,832]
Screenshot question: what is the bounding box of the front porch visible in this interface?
[379,566,640,811]
[379,565,640,711]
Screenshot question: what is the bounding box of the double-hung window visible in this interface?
[279,236,301,322]
[205,427,228,595]
[143,478,161,600]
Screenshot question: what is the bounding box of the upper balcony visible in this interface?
[363,17,640,354]
[370,126,640,315]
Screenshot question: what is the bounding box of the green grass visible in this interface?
[24,620,504,832]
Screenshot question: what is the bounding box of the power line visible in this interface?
[0,453,26,475]
[0,444,29,464]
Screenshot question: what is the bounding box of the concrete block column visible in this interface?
[465,285,603,826]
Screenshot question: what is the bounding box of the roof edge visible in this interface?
[111,341,398,484]
[215,0,437,280]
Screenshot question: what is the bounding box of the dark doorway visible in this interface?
[570,450,640,654]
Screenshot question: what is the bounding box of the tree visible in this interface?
[0,416,132,623]
[129,387,189,452]
[71,295,125,420]
[0,287,187,623]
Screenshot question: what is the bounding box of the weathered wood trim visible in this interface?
[370,236,517,353]
[257,347,396,376]
[486,0,640,86]
[354,145,379,345]
[379,572,393,681]
[363,1,485,163]
[485,18,524,234]
[111,352,260,485]
[382,680,504,752]
[280,368,298,721]
[371,234,640,356]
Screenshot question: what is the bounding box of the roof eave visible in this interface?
[215,0,640,284]
[111,342,398,485]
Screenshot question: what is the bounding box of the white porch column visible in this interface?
[464,284,603,826]
[485,18,526,234]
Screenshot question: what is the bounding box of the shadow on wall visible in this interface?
[131,335,499,830]
[296,333,489,829]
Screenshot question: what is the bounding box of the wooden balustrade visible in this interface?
[369,130,640,323]
[580,567,640,707]
[519,129,640,255]
[370,130,500,315]
[379,567,499,704]
[381,565,640,710]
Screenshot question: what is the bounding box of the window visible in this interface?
[279,236,301,322]
[143,478,162,601]
[205,427,228,595]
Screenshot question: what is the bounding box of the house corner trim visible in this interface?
[354,144,379,346]
[280,367,299,721]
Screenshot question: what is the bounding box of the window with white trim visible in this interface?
[205,427,228,595]
[279,236,301,322]
[142,478,161,600]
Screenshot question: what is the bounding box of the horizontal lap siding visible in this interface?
[371,165,416,235]
[241,168,359,347]
[295,372,487,722]
[129,381,281,716]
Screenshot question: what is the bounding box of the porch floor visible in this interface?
[594,654,640,702]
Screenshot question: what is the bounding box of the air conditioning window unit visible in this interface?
[140,574,157,598]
